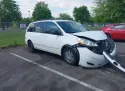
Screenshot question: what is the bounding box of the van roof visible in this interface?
[33,20,73,23]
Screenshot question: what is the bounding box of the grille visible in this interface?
[90,38,115,55]
[98,40,110,51]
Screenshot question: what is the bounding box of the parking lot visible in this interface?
[0,42,125,91]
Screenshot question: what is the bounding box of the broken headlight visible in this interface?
[77,38,98,46]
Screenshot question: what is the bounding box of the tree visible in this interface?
[93,0,125,23]
[73,6,91,24]
[59,13,73,20]
[21,18,32,23]
[0,0,22,30]
[32,1,52,21]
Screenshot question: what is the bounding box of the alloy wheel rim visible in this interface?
[65,50,74,63]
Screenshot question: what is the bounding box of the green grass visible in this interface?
[0,30,25,47]
[87,27,100,30]
[0,27,100,48]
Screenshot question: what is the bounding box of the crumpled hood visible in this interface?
[73,31,107,41]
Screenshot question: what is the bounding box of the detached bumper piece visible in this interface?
[103,51,125,73]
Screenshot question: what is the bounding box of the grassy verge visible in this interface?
[87,27,100,30]
[0,30,25,48]
[0,27,100,48]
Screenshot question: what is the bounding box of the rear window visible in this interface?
[27,22,45,33]
[113,25,125,29]
[35,22,45,33]
[27,23,34,32]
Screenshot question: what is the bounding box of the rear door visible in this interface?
[26,23,36,45]
[110,24,125,40]
[33,22,46,50]
[26,22,46,49]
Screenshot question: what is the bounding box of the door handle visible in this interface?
[41,34,47,37]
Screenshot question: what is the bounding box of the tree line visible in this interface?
[0,0,125,30]
[28,1,91,24]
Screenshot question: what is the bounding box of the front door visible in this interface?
[43,22,63,54]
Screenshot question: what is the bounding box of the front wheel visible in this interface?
[62,47,79,65]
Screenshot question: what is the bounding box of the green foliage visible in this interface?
[32,1,52,21]
[0,0,22,22]
[12,22,18,28]
[21,18,32,23]
[93,0,125,23]
[59,13,73,20]
[73,6,91,23]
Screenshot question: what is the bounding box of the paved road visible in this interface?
[0,42,125,91]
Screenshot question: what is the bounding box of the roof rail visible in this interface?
[40,18,71,21]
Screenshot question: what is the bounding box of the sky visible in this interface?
[16,0,94,18]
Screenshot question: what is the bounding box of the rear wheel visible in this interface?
[62,47,79,65]
[27,41,35,52]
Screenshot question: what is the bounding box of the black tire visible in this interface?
[27,41,35,52]
[62,47,79,65]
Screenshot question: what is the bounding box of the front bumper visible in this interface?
[77,46,116,68]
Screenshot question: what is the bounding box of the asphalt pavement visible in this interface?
[0,42,125,91]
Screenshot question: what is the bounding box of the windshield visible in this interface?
[57,21,88,33]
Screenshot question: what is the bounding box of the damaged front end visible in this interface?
[97,39,125,73]
[73,36,115,55]
[87,38,115,55]
[74,35,125,72]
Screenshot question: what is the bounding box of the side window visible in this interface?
[113,25,125,30]
[34,22,45,33]
[27,23,34,32]
[45,22,61,35]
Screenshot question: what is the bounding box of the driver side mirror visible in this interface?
[52,30,62,35]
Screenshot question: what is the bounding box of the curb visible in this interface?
[0,48,1,50]
[0,45,26,50]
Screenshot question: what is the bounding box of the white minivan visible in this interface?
[25,20,116,68]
